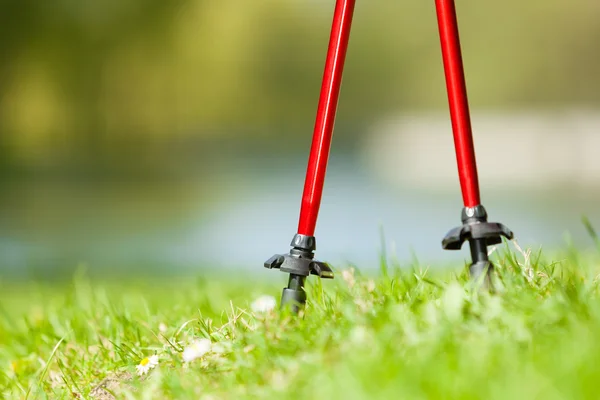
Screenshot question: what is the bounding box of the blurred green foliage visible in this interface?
[0,0,599,177]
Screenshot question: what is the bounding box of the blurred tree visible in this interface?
[0,0,600,178]
[0,0,187,177]
[0,0,41,176]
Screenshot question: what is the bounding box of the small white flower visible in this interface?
[182,338,212,362]
[136,355,159,376]
[251,295,277,313]
[342,268,356,288]
[158,323,168,333]
[366,279,376,293]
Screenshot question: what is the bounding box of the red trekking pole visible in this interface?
[435,0,513,285]
[264,0,356,312]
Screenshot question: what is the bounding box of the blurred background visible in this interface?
[1,0,600,280]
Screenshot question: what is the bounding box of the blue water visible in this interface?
[0,157,597,276]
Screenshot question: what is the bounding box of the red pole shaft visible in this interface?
[434,0,481,207]
[297,0,356,236]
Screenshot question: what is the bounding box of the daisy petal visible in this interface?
[182,339,212,362]
[251,295,277,313]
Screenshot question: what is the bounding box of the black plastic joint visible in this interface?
[461,205,488,222]
[442,205,513,250]
[263,234,334,279]
[290,233,316,252]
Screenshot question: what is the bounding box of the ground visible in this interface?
[2,241,600,399]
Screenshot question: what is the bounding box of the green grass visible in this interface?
[2,242,600,399]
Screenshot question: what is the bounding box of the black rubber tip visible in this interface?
[442,205,514,287]
[264,233,334,314]
[281,288,307,314]
[470,260,490,280]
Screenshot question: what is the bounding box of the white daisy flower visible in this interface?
[159,323,168,333]
[182,338,212,362]
[136,354,159,376]
[251,295,277,313]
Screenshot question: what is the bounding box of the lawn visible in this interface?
[2,241,600,399]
